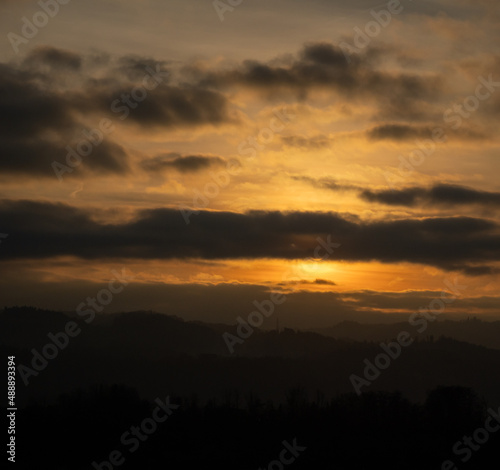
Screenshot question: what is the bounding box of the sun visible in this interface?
[293,260,338,280]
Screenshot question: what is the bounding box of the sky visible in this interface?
[0,0,499,327]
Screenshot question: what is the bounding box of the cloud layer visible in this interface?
[1,200,499,275]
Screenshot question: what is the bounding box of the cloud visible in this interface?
[1,200,499,275]
[0,63,129,178]
[360,184,500,208]
[25,46,82,70]
[311,278,337,285]
[366,124,435,141]
[199,42,443,119]
[291,176,361,192]
[0,273,498,328]
[296,177,500,211]
[277,278,338,287]
[0,48,236,178]
[458,265,499,276]
[366,123,489,142]
[141,153,227,173]
[281,134,333,149]
[115,55,171,81]
[98,85,233,129]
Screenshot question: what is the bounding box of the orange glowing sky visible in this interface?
[0,0,499,326]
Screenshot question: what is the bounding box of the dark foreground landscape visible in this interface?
[2,0,500,468]
[3,307,500,469]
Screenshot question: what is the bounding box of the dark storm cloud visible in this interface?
[366,123,488,142]
[141,154,226,173]
[1,200,499,274]
[0,40,452,180]
[295,176,500,210]
[64,52,233,130]
[25,46,82,70]
[311,279,337,285]
[361,187,424,206]
[300,41,351,67]
[0,48,234,178]
[199,42,442,119]
[1,137,129,177]
[0,62,129,178]
[291,176,361,192]
[97,85,232,129]
[458,265,499,277]
[281,134,333,149]
[367,124,434,141]
[360,184,500,208]
[278,279,338,286]
[0,63,72,138]
[115,55,171,81]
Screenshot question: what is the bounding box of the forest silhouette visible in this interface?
[3,307,500,468]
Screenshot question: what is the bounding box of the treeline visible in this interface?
[15,384,499,469]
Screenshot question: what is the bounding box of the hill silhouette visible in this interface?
[315,317,500,350]
[4,307,500,468]
[4,307,500,406]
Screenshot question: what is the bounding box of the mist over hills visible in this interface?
[314,317,500,350]
[3,307,500,407]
